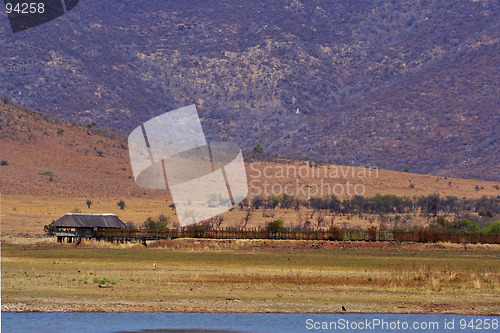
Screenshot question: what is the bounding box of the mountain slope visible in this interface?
[0,0,498,179]
[1,102,498,199]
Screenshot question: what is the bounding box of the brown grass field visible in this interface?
[1,239,499,314]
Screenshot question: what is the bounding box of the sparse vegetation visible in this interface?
[143,214,169,231]
[253,144,263,154]
[126,221,136,229]
[117,200,126,210]
[92,277,117,285]
[266,219,286,238]
[43,222,56,236]
[482,221,500,234]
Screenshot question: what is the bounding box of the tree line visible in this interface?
[238,193,499,218]
[134,193,499,234]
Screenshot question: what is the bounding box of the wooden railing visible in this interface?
[93,228,500,244]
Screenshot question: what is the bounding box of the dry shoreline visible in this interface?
[3,236,498,251]
[2,238,499,315]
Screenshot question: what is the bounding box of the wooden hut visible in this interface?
[53,213,126,243]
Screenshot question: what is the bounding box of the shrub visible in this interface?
[449,218,479,233]
[86,200,92,209]
[143,215,169,231]
[207,193,230,207]
[92,277,117,285]
[117,200,126,210]
[417,194,441,216]
[482,221,500,234]
[251,196,264,210]
[432,216,480,233]
[44,222,56,236]
[436,216,447,226]
[0,160,8,166]
[328,226,343,241]
[253,144,263,154]
[267,219,286,238]
[187,224,205,238]
[367,226,377,241]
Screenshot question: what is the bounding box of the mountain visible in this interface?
[0,0,498,180]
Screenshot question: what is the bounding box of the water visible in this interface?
[2,312,499,333]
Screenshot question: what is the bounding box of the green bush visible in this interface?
[448,218,479,233]
[267,219,286,238]
[187,224,205,238]
[143,215,169,231]
[44,222,56,236]
[481,221,500,234]
[433,216,480,233]
[253,144,263,154]
[92,277,117,285]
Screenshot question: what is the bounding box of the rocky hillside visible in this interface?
[0,0,498,180]
[1,102,498,200]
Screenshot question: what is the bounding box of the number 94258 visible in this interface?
[459,318,498,330]
[5,2,45,14]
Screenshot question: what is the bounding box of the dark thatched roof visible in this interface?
[53,214,126,228]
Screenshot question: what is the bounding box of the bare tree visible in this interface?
[117,200,126,210]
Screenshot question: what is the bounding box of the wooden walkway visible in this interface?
[93,228,500,244]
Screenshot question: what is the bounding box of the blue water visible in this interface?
[2,313,499,333]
